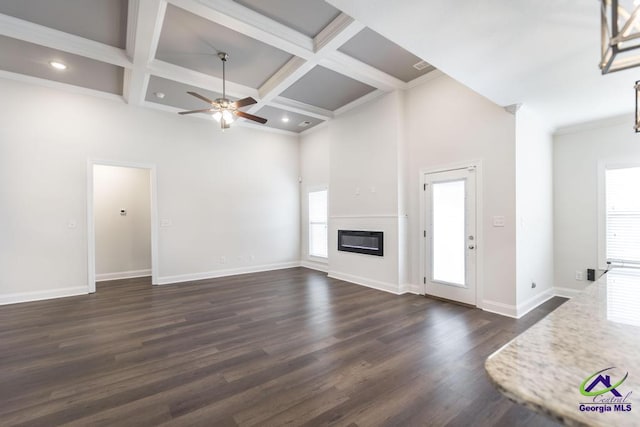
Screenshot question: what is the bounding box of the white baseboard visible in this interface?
[0,286,87,306]
[483,287,580,319]
[553,286,582,299]
[156,261,301,285]
[328,270,401,295]
[481,300,518,318]
[96,269,151,282]
[400,283,421,295]
[300,260,328,273]
[516,288,555,318]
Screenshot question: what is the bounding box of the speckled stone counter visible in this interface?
[486,269,640,426]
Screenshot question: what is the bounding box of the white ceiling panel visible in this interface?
[281,65,375,111]
[233,0,341,37]
[339,28,434,83]
[0,0,127,48]
[0,35,123,94]
[156,4,294,89]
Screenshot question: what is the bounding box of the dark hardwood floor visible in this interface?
[0,268,565,426]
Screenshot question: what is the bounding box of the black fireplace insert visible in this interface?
[337,230,384,256]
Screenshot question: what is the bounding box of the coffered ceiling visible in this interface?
[0,0,436,134]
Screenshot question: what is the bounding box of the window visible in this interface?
[605,166,640,265]
[308,190,328,258]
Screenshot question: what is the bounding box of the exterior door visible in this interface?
[423,167,477,305]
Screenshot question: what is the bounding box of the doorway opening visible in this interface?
[87,160,158,293]
[421,164,480,306]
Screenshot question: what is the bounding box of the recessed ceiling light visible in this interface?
[154,92,165,99]
[282,116,290,123]
[49,61,67,70]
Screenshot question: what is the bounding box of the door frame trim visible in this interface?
[87,159,159,293]
[419,160,483,307]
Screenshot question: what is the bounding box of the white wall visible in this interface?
[328,91,405,293]
[299,124,330,271]
[515,105,554,313]
[94,165,151,280]
[0,79,300,304]
[554,116,640,292]
[405,74,517,309]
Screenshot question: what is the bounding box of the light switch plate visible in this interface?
[493,216,505,227]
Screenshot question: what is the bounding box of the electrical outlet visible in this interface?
[575,270,584,281]
[220,256,227,264]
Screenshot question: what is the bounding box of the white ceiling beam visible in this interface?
[124,0,168,105]
[166,0,314,59]
[269,97,334,121]
[148,59,259,99]
[321,51,405,91]
[0,69,125,103]
[245,57,315,114]
[334,89,386,116]
[0,13,131,68]
[246,14,366,116]
[257,57,312,101]
[153,3,407,119]
[405,69,444,89]
[314,13,364,53]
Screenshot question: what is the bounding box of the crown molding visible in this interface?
[553,112,634,136]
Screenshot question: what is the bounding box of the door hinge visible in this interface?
[423,183,427,191]
[423,230,426,237]
[423,277,426,284]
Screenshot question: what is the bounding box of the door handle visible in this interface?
[468,245,475,250]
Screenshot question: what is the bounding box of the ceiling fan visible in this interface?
[178,52,267,129]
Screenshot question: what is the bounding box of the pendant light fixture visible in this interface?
[635,80,640,131]
[600,0,640,74]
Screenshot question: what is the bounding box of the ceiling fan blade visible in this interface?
[178,108,214,115]
[233,97,257,108]
[187,91,215,105]
[234,110,268,124]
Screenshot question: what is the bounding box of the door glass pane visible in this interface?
[432,179,466,285]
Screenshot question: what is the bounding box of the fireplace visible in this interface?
[337,230,384,256]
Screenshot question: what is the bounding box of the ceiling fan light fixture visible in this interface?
[177,52,266,128]
[222,110,234,123]
[600,0,640,73]
[282,116,290,123]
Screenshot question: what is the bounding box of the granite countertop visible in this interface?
[485,268,640,427]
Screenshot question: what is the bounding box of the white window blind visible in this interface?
[605,167,640,265]
[309,190,328,258]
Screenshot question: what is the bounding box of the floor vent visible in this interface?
[298,121,311,127]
